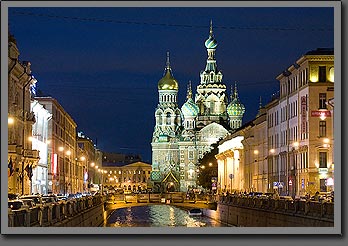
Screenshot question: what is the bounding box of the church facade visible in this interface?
[151,23,245,192]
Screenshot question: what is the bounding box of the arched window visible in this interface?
[166,112,171,125]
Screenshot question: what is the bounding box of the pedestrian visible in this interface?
[313,191,320,201]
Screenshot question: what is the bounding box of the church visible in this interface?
[151,22,246,192]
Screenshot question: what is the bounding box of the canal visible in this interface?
[104,204,225,227]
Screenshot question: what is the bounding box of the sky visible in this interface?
[8,6,334,163]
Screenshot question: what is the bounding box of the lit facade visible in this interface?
[271,48,334,196]
[8,33,40,195]
[30,100,52,194]
[101,162,152,192]
[34,97,77,195]
[151,23,245,192]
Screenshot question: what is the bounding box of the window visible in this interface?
[319,66,326,82]
[319,93,327,109]
[166,112,171,125]
[319,121,326,137]
[319,152,327,168]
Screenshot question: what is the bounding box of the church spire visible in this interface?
[209,19,213,37]
[187,80,193,99]
[166,51,171,70]
[234,81,239,100]
[230,84,234,101]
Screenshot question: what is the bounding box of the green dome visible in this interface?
[227,99,245,116]
[181,98,199,118]
[158,69,179,90]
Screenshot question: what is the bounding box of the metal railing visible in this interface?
[8,195,104,227]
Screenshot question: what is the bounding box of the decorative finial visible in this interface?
[187,80,192,99]
[234,81,239,99]
[259,96,262,109]
[210,19,213,36]
[166,51,170,69]
[230,84,234,100]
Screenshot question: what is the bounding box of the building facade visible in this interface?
[216,48,334,197]
[101,162,152,193]
[34,97,77,195]
[8,33,40,195]
[151,23,245,192]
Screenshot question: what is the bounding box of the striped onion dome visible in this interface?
[205,20,218,49]
[227,83,245,116]
[181,81,199,118]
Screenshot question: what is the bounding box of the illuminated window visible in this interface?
[319,121,326,137]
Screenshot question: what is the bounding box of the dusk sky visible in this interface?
[8,6,334,162]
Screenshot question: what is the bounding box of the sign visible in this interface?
[289,180,293,186]
[311,110,331,117]
[301,96,307,134]
[301,179,305,189]
[273,181,284,188]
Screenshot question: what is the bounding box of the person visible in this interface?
[313,191,320,201]
[273,189,280,200]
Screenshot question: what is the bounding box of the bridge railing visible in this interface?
[8,194,104,227]
[218,195,334,220]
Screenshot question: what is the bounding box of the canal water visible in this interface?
[104,205,224,227]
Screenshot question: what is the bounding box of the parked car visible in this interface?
[19,195,42,206]
[20,198,36,208]
[8,200,26,210]
[42,196,57,204]
[42,194,58,202]
[57,195,67,201]
[279,196,294,202]
[8,193,19,200]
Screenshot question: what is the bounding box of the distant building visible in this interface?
[101,161,152,192]
[151,22,245,192]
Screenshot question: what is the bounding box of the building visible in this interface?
[34,97,77,195]
[8,32,40,195]
[216,48,334,197]
[270,48,334,196]
[101,161,152,193]
[30,100,52,194]
[151,22,245,192]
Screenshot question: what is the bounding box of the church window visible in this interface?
[188,151,194,160]
[166,112,171,125]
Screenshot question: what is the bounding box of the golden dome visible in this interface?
[158,69,179,90]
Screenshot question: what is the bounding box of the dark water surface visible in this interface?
[104,205,224,227]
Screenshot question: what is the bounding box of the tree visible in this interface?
[196,143,218,190]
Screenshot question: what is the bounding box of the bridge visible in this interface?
[104,192,217,211]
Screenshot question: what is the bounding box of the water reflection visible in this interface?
[105,205,223,227]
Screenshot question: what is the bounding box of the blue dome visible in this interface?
[181,98,199,118]
[205,35,218,49]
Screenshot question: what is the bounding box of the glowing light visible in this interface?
[58,146,64,152]
[80,156,86,161]
[323,138,330,144]
[46,140,51,144]
[315,163,319,168]
[319,112,326,120]
[254,150,259,155]
[329,67,334,82]
[90,162,95,167]
[292,142,299,147]
[327,177,334,186]
[8,117,14,124]
[209,163,213,167]
[66,150,71,156]
[269,149,275,154]
[28,136,33,142]
[201,165,205,169]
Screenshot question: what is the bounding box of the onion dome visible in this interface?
[204,20,218,49]
[158,51,179,91]
[227,83,245,116]
[181,81,199,117]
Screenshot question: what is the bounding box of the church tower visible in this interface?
[195,20,228,129]
[227,82,245,130]
[151,52,181,192]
